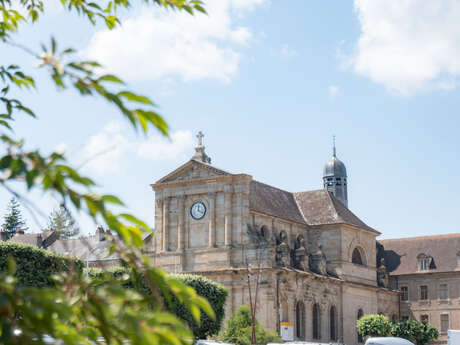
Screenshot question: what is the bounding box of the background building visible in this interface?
[380,234,460,344]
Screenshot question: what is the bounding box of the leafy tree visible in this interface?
[391,319,439,345]
[2,198,26,239]
[0,0,214,344]
[219,305,281,345]
[44,205,80,238]
[357,314,392,338]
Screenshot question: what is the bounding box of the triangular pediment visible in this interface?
[156,160,231,184]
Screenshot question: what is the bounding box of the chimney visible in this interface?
[36,234,43,248]
[0,229,8,241]
[96,226,105,241]
[16,228,25,235]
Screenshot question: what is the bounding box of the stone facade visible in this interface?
[150,141,399,345]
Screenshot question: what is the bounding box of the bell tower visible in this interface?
[323,136,348,207]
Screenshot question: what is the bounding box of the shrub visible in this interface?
[391,319,439,345]
[88,268,227,339]
[219,305,281,345]
[357,314,392,338]
[0,241,82,287]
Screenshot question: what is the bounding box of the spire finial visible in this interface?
[333,135,336,157]
[196,131,204,147]
[192,131,211,164]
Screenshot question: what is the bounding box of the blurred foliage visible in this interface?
[0,0,216,344]
[89,268,228,339]
[391,319,439,345]
[356,314,392,338]
[218,306,281,345]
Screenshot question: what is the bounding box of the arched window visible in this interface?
[260,225,269,240]
[330,306,337,341]
[296,301,305,340]
[352,247,364,265]
[357,309,364,343]
[313,303,321,340]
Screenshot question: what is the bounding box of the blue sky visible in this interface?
[2,0,460,239]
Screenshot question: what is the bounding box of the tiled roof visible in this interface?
[47,236,117,261]
[294,190,379,233]
[249,182,376,233]
[9,233,42,246]
[249,181,306,224]
[380,234,460,275]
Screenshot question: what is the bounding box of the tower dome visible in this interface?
[323,137,348,207]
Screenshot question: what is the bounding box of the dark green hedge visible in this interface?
[167,273,228,340]
[0,241,83,287]
[88,268,228,339]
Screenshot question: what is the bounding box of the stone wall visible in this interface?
[391,271,460,345]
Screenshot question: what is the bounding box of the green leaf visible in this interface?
[117,91,153,105]
[101,195,124,206]
[97,74,124,84]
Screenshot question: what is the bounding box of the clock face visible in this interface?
[190,201,206,220]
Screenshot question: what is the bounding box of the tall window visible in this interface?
[439,284,448,300]
[357,309,364,343]
[420,285,428,300]
[441,314,449,334]
[420,315,429,323]
[312,303,321,340]
[295,301,305,340]
[420,258,428,271]
[352,248,364,265]
[401,286,408,301]
[330,306,337,341]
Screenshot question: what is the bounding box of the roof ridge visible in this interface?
[380,233,460,241]
[293,189,327,195]
[252,180,293,194]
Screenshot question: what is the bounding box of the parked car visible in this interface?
[365,337,415,345]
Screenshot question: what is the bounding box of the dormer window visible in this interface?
[420,258,428,271]
[417,253,432,271]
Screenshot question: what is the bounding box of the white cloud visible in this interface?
[137,130,194,160]
[350,0,460,95]
[54,143,68,154]
[80,122,193,175]
[328,85,339,97]
[85,0,264,83]
[81,122,130,175]
[280,44,298,59]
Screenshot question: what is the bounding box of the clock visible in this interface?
[190,201,206,220]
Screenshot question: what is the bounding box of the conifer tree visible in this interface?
[44,205,80,239]
[2,198,26,239]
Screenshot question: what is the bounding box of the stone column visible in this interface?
[155,198,163,252]
[177,196,185,250]
[208,193,216,247]
[224,191,233,246]
[162,197,169,252]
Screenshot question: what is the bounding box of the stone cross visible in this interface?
[197,131,204,146]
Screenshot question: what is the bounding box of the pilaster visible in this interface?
[225,191,233,246]
[162,196,170,252]
[178,195,185,250]
[208,192,216,247]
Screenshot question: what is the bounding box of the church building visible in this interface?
[151,132,399,345]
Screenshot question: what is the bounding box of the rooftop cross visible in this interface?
[197,131,204,146]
